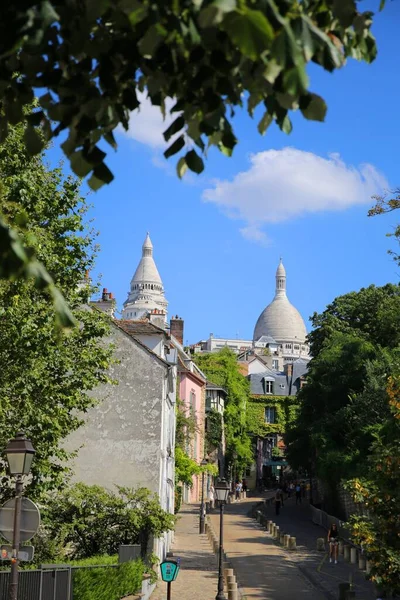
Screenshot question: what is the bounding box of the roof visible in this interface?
[206,381,227,394]
[111,320,170,368]
[116,319,168,337]
[256,335,278,344]
[249,370,290,396]
[131,233,162,284]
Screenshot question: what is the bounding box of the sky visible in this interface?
[50,1,400,345]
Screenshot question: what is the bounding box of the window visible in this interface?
[294,345,300,350]
[265,407,276,423]
[285,344,292,349]
[263,379,273,394]
[272,359,279,370]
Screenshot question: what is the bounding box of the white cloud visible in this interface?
[202,148,388,243]
[120,92,177,149]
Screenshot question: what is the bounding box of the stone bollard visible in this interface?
[365,560,372,574]
[359,555,366,570]
[284,534,290,548]
[289,537,297,550]
[343,545,350,562]
[280,533,285,545]
[227,575,236,586]
[228,582,238,600]
[271,524,276,537]
[350,547,357,564]
[317,538,325,552]
[275,526,280,540]
[224,567,233,583]
[267,520,272,532]
[256,511,261,522]
[270,522,275,534]
[205,522,208,534]
[339,540,344,555]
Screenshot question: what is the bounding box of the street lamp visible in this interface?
[199,458,208,534]
[214,479,230,600]
[5,432,35,600]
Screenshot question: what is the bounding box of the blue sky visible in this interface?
[51,1,400,344]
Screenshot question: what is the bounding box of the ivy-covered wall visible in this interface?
[246,395,300,438]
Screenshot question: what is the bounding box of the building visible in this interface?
[64,318,177,559]
[253,260,310,363]
[246,359,309,488]
[122,233,168,322]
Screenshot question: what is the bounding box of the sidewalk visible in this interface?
[258,495,377,600]
[209,496,325,600]
[151,504,218,600]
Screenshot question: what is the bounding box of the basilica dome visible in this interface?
[253,260,307,343]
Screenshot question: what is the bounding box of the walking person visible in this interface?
[328,523,339,564]
[295,482,302,504]
[235,481,242,501]
[275,488,283,515]
[209,484,215,510]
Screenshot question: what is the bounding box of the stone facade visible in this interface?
[64,320,176,559]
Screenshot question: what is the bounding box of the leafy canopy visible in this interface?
[0,121,113,499]
[0,0,380,188]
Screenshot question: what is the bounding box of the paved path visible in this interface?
[151,505,218,600]
[209,497,325,600]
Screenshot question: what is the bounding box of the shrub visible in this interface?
[72,558,145,600]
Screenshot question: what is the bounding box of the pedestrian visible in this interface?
[328,523,339,564]
[295,482,302,504]
[235,481,241,501]
[209,484,215,510]
[275,488,282,515]
[242,478,247,493]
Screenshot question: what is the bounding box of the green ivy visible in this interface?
[205,409,223,454]
[246,395,300,438]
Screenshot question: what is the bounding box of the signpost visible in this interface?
[0,498,40,543]
[160,558,180,600]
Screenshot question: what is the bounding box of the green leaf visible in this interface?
[222,9,274,61]
[282,65,309,96]
[70,151,93,178]
[301,17,314,62]
[164,135,185,159]
[88,163,114,190]
[24,126,44,155]
[300,93,327,122]
[0,117,8,143]
[333,0,356,28]
[185,149,204,174]
[163,116,185,142]
[258,111,273,135]
[176,156,188,179]
[198,0,236,28]
[280,114,292,134]
[138,24,167,58]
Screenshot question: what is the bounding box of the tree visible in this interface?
[0,1,383,309]
[0,120,113,499]
[346,374,400,597]
[195,348,253,477]
[0,1,380,188]
[369,189,400,266]
[286,284,400,512]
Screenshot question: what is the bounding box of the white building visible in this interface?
[122,233,168,322]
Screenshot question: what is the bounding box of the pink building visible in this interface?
[170,317,207,504]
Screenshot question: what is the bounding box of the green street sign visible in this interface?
[160,560,180,582]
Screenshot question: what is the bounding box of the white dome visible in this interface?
[253,295,307,342]
[253,259,307,343]
[131,233,162,285]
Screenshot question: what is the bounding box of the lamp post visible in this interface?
[199,458,208,534]
[5,432,35,600]
[214,479,230,600]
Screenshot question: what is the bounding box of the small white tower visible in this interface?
[121,233,168,322]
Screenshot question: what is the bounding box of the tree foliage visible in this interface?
[0,122,112,499]
[369,189,400,266]
[0,1,380,189]
[346,374,400,596]
[195,348,253,476]
[37,483,176,560]
[286,284,400,511]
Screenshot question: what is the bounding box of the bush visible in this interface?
[72,558,145,600]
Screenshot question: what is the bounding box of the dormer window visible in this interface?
[263,377,274,394]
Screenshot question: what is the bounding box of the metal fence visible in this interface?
[0,564,119,600]
[310,505,353,545]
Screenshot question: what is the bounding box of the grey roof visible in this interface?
[206,381,227,394]
[249,370,289,396]
[292,358,309,383]
[255,335,278,344]
[117,320,167,336]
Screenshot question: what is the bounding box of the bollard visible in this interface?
[280,533,285,545]
[350,547,357,564]
[272,524,276,537]
[365,560,372,574]
[204,522,208,534]
[289,537,297,550]
[228,582,238,600]
[270,522,275,534]
[284,534,290,548]
[339,540,344,555]
[227,575,236,586]
[317,538,325,552]
[343,545,350,562]
[359,555,366,570]
[275,526,280,540]
[267,520,272,532]
[224,567,233,584]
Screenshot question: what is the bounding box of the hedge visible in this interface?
[72,557,145,600]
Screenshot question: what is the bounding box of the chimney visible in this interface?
[285,363,293,377]
[91,287,116,318]
[170,315,184,345]
[149,309,167,329]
